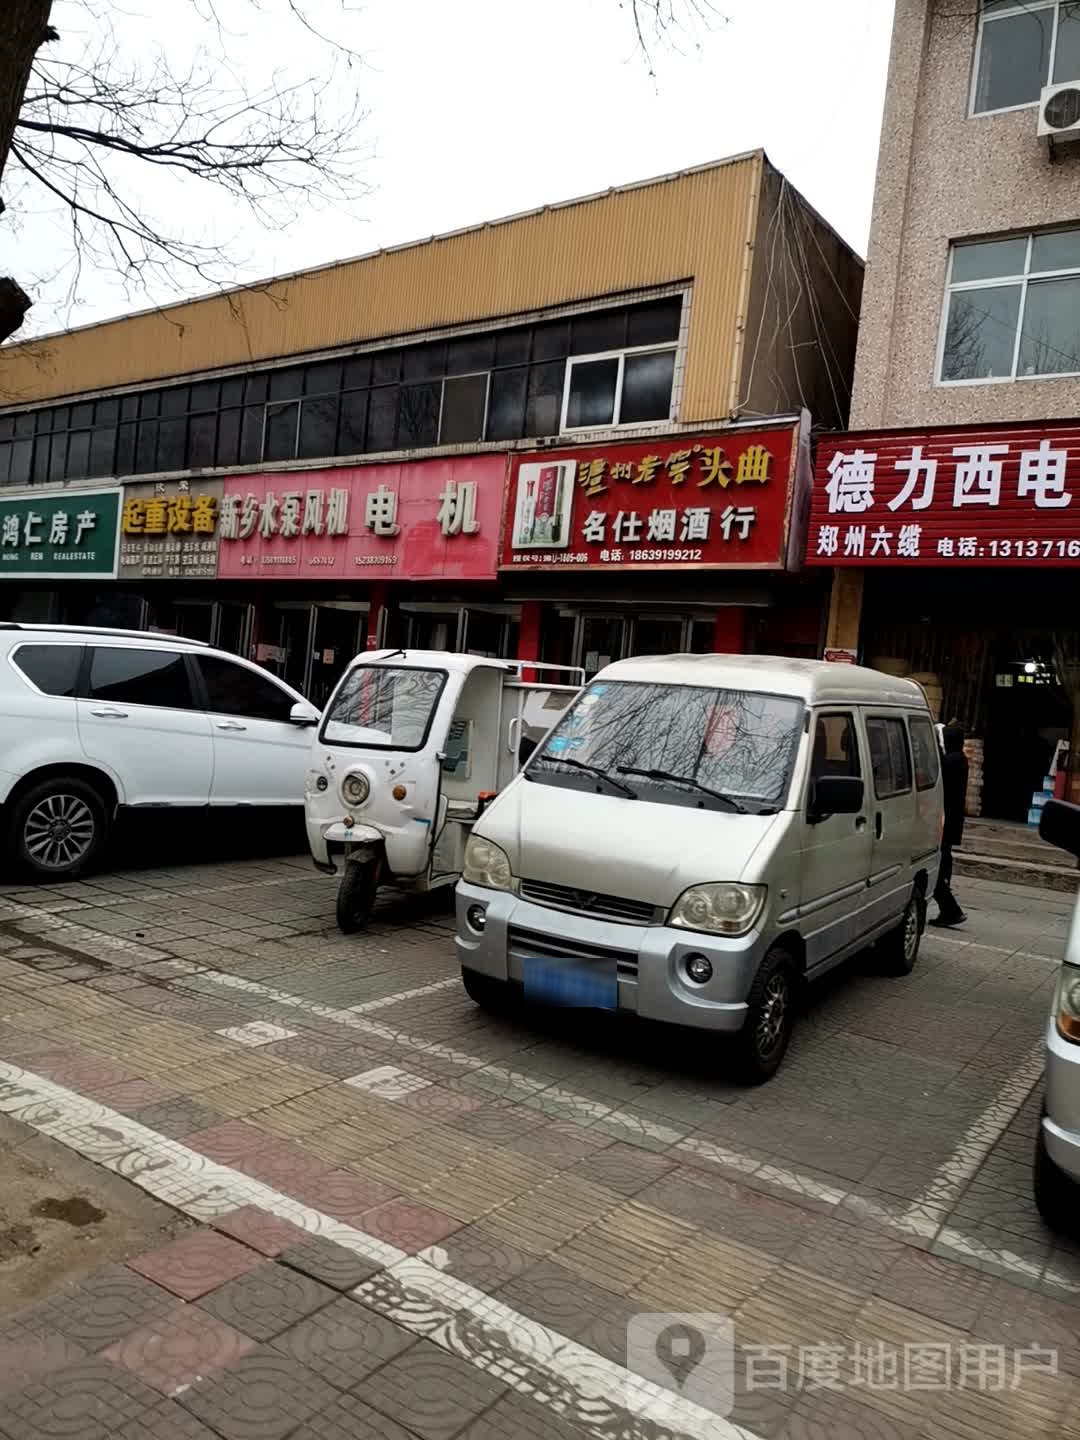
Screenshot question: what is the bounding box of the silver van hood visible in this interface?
[483,777,784,907]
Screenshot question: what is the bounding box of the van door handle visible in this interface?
[875,811,884,839]
[855,815,868,831]
[90,707,127,718]
[216,720,247,731]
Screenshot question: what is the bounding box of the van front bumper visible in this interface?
[1044,1013,1080,1185]
[455,881,768,1033]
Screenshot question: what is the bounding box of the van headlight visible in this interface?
[341,772,370,807]
[669,883,766,937]
[1056,966,1080,1044]
[462,835,515,892]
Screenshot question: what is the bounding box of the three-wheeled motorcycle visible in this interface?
[305,650,583,931]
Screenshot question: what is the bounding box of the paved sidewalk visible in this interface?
[0,854,1077,1438]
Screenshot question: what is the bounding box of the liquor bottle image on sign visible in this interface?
[512,461,576,548]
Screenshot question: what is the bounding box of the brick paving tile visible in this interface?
[88,1078,178,1111]
[457,1391,593,1439]
[447,1102,550,1146]
[183,1120,266,1166]
[127,1233,266,1302]
[973,1278,1080,1377]
[422,1223,536,1293]
[43,1267,177,1352]
[565,1141,679,1198]
[270,1297,415,1389]
[360,1199,463,1253]
[637,1233,779,1314]
[211,1207,310,1258]
[790,1214,907,1292]
[0,1358,161,1440]
[735,1264,865,1351]
[498,1259,623,1338]
[553,1203,698,1296]
[279,1237,384,1292]
[0,1335,87,1398]
[114,1401,223,1440]
[291,1168,398,1222]
[103,1305,256,1396]
[780,1387,923,1440]
[197,1264,337,1342]
[132,1098,225,1140]
[711,1183,820,1258]
[504,1119,613,1166]
[359,1340,507,1440]
[289,1393,420,1440]
[479,1176,617,1254]
[176,1351,340,1440]
[873,1246,996,1332]
[918,1373,1071,1440]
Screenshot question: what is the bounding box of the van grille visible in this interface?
[519,879,659,926]
[508,926,638,979]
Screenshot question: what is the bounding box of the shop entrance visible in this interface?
[983,649,1071,823]
[543,608,718,678]
[269,602,368,704]
[397,604,520,658]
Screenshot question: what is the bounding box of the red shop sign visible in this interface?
[217,456,504,582]
[500,424,800,572]
[808,421,1080,567]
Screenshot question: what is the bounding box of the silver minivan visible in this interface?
[455,654,943,1082]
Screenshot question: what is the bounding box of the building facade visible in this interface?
[816,0,1080,819]
[0,152,861,702]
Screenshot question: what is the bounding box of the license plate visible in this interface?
[524,958,618,1010]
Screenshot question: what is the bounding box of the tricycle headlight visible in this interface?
[463,835,515,892]
[341,772,370,807]
[1056,966,1080,1044]
[669,882,766,937]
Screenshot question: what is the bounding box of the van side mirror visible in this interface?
[1040,798,1080,859]
[809,775,864,823]
[289,701,320,727]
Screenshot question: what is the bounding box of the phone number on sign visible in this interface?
[982,539,1080,558]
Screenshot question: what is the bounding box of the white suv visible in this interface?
[0,624,320,881]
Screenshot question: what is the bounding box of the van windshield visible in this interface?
[528,681,803,811]
[321,666,446,750]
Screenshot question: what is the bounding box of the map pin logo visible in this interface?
[655,1322,707,1390]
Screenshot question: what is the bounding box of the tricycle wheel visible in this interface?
[336,859,379,934]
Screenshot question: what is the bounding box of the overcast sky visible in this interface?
[4,0,896,336]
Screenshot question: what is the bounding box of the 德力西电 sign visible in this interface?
[501,423,803,572]
[809,421,1080,566]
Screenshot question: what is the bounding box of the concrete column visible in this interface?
[825,569,865,654]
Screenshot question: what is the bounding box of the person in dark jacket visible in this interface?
[931,724,969,927]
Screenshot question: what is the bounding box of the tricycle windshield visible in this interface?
[528,680,804,812]
[321,665,447,751]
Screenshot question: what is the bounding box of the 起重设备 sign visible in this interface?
[809,422,1080,566]
[501,425,800,571]
[118,479,222,581]
[0,488,121,578]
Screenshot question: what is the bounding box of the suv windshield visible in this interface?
[529,680,803,811]
[321,666,446,750]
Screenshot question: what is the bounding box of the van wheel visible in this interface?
[461,967,514,1012]
[1035,1125,1077,1233]
[731,947,796,1085]
[9,776,108,882]
[336,858,379,933]
[880,893,924,976]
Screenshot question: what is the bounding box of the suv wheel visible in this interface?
[9,777,108,881]
[731,947,797,1085]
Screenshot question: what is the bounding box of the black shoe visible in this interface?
[929,912,967,928]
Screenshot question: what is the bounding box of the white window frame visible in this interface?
[936,227,1080,385]
[969,0,1068,118]
[559,343,677,433]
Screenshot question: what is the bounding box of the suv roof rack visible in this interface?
[4,623,212,647]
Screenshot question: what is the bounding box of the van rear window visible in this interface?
[909,717,940,792]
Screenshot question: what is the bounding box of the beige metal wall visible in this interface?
[852,0,1080,429]
[0,155,766,423]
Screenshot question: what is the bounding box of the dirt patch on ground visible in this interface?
[0,1116,190,1312]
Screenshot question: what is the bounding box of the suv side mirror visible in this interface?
[809,775,864,823]
[289,701,320,727]
[1040,798,1080,859]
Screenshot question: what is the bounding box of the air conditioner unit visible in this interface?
[1038,81,1080,142]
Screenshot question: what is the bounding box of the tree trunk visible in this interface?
[0,0,54,188]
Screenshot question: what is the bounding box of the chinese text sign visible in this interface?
[0,489,120,578]
[808,424,1080,566]
[119,480,222,581]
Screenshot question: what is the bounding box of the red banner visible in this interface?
[501,424,799,572]
[809,421,1080,567]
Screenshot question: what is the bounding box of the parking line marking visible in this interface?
[347,977,461,1013]
[0,1059,750,1440]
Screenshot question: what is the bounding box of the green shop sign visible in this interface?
[0,488,121,578]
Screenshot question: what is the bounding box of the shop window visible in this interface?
[115,422,136,476]
[264,401,299,461]
[303,359,343,395]
[628,297,682,347]
[565,357,620,428]
[440,374,487,445]
[135,420,159,473]
[620,350,676,424]
[298,394,339,459]
[372,349,402,385]
[910,717,941,791]
[571,309,627,355]
[66,430,91,480]
[0,443,9,485]
[216,409,241,468]
[525,361,565,437]
[972,1,1080,116]
[397,382,441,448]
[47,433,67,484]
[866,716,913,798]
[446,334,494,375]
[563,347,676,430]
[268,367,305,402]
[239,406,264,464]
[338,389,369,452]
[366,387,398,451]
[189,380,219,412]
[187,412,217,469]
[486,367,528,441]
[940,227,1080,382]
[157,417,187,472]
[9,440,31,486]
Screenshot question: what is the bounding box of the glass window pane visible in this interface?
[525,360,565,437]
[70,402,93,428]
[1018,276,1080,374]
[88,426,116,478]
[216,409,241,467]
[951,237,1028,283]
[366,387,398,451]
[138,393,159,420]
[264,401,298,460]
[494,328,530,366]
[12,645,82,697]
[974,8,1052,112]
[303,359,343,395]
[485,366,527,441]
[220,377,245,407]
[48,433,67,483]
[268,367,305,401]
[136,421,160,473]
[120,395,139,421]
[245,374,268,404]
[94,398,119,427]
[1054,1,1080,80]
[88,646,194,710]
[0,442,10,485]
[115,422,136,475]
[298,394,340,459]
[532,321,569,362]
[32,436,50,484]
[10,440,31,486]
[440,374,487,444]
[397,382,440,448]
[1030,227,1080,272]
[372,350,402,385]
[910,717,940,791]
[446,334,494,374]
[160,387,188,418]
[402,344,445,381]
[239,406,264,464]
[33,409,52,434]
[198,655,295,721]
[571,309,627,356]
[940,284,1022,380]
[0,418,11,442]
[157,417,186,471]
[189,380,219,412]
[66,430,91,480]
[627,297,682,346]
[187,412,217,468]
[619,349,675,424]
[811,715,861,780]
[339,389,369,452]
[52,406,70,430]
[343,354,371,388]
[565,357,618,428]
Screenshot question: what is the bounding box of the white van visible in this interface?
[455,654,943,1082]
